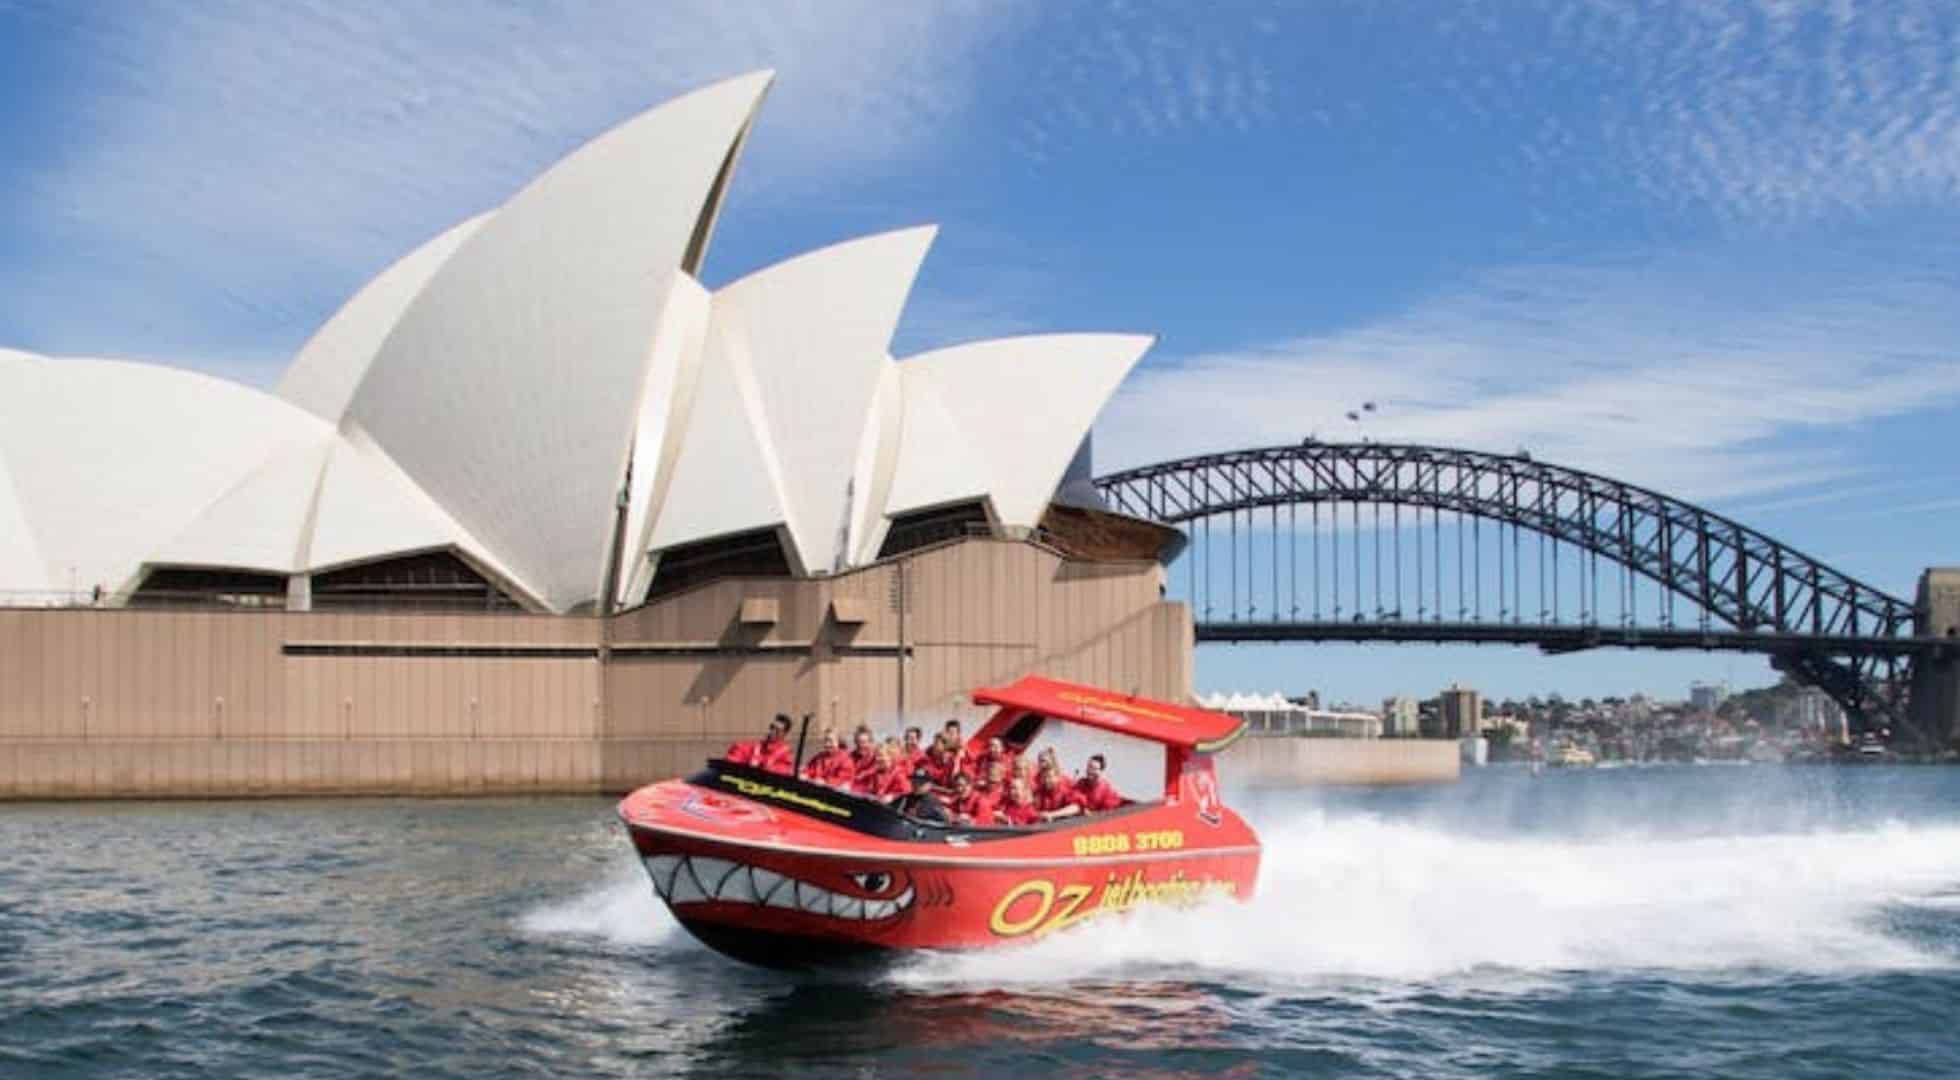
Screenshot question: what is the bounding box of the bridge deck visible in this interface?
[1195,620,1953,657]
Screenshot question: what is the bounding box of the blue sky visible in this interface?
[4,1,1958,705]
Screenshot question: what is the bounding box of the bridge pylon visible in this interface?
[1908,568,1960,752]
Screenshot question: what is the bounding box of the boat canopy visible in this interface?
[971,676,1247,754]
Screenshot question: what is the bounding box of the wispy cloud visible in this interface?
[7,0,1959,384]
[995,1,1960,222]
[1096,240,1960,502]
[2,0,1026,364]
[999,5,1279,150]
[1557,0,1960,220]
[1717,478,1915,518]
[1830,494,1960,521]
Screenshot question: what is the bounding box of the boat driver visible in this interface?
[1072,754,1124,812]
[898,768,953,823]
[725,714,794,775]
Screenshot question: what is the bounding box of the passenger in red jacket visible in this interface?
[847,725,880,786]
[970,737,1015,786]
[1072,753,1124,812]
[980,758,1010,795]
[855,741,913,803]
[799,728,855,788]
[950,772,998,825]
[900,727,927,776]
[725,714,794,775]
[1033,762,1083,819]
[928,735,970,789]
[998,777,1043,826]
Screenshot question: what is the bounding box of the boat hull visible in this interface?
[619,773,1260,968]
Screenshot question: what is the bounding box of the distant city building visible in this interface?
[1689,681,1728,712]
[1199,691,1381,739]
[1416,699,1443,738]
[1783,686,1849,744]
[1438,684,1482,739]
[1381,695,1420,737]
[1484,714,1529,739]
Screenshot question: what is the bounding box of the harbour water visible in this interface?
[4,766,1959,1078]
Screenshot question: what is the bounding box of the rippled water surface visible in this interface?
[4,766,1959,1078]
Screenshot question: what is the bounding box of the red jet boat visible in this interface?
[617,675,1261,968]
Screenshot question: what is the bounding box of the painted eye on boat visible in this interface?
[850,872,892,893]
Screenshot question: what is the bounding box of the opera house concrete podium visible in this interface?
[0,73,1191,798]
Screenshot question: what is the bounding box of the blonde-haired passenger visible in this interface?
[854,738,913,803]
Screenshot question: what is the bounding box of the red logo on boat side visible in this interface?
[679,791,774,826]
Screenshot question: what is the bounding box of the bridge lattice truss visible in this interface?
[1093,442,1939,732]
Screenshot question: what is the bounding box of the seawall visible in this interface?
[1,539,1197,799]
[1223,736,1462,786]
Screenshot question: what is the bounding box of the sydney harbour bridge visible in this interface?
[1094,441,1960,748]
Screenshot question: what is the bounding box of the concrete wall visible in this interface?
[2,538,1193,799]
[1223,736,1462,787]
[0,608,604,798]
[600,539,1183,790]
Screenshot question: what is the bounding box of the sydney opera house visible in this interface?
[0,72,1195,797]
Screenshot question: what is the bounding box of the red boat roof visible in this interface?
[971,676,1247,754]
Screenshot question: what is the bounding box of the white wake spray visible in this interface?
[517,859,679,948]
[891,810,1960,988]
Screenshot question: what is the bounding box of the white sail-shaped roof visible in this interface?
[347,71,773,612]
[0,351,328,596]
[617,273,713,607]
[886,334,1153,529]
[150,439,333,574]
[645,298,795,565]
[883,364,996,522]
[302,431,511,582]
[739,227,932,573]
[845,364,908,565]
[0,74,1161,610]
[0,420,50,597]
[278,214,491,423]
[657,227,935,575]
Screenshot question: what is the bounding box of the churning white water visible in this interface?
[891,810,1960,987]
[519,859,679,948]
[519,804,1960,986]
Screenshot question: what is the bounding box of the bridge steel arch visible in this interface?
[1093,441,1940,737]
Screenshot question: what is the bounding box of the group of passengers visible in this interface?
[723,714,1123,827]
